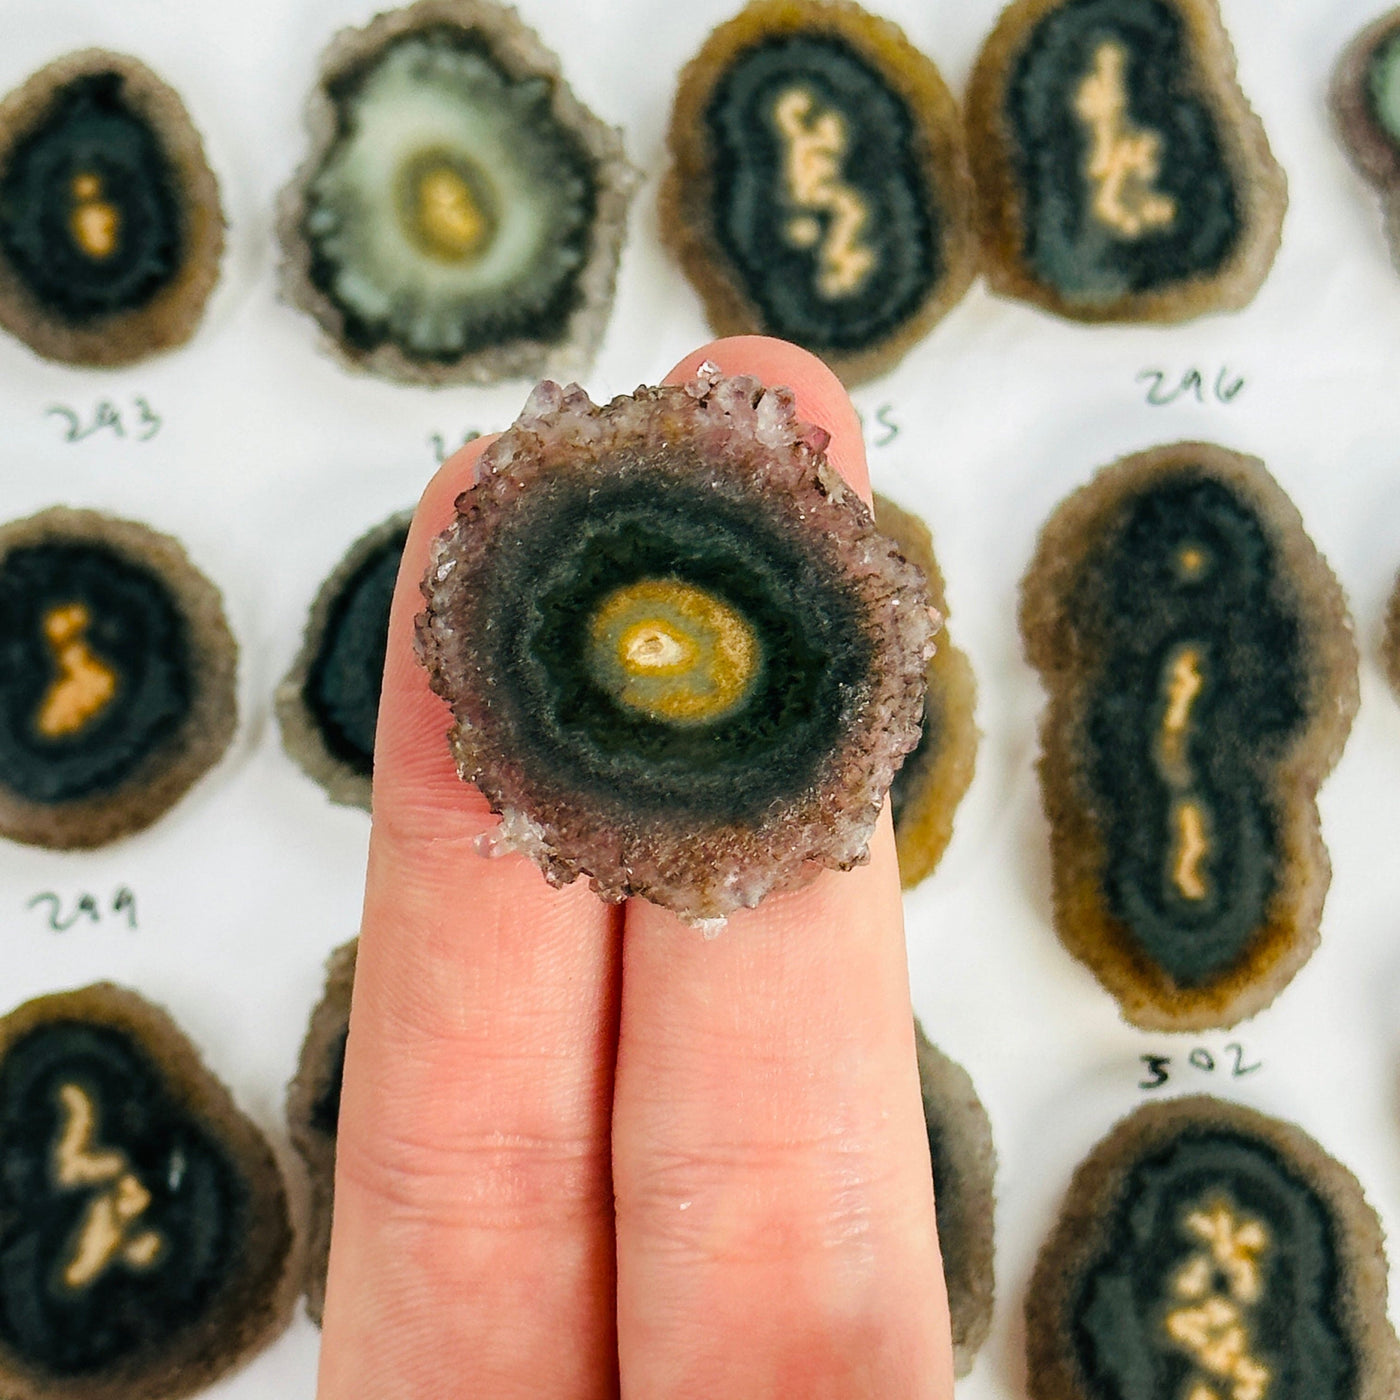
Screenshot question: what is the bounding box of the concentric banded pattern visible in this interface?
[1027,1097,1400,1400]
[0,984,294,1400]
[1021,443,1357,1029]
[0,51,223,367]
[0,508,236,850]
[280,0,635,385]
[417,367,936,922]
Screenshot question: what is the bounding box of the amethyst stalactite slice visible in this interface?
[415,365,938,924]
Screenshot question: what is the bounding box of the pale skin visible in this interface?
[317,336,955,1400]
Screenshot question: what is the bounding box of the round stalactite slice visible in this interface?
[0,984,295,1400]
[277,512,410,811]
[416,368,937,924]
[1026,1096,1400,1400]
[279,0,636,386]
[286,938,357,1326]
[1020,443,1358,1030]
[0,51,223,367]
[966,0,1286,323]
[0,508,237,850]
[661,0,976,386]
[875,496,977,890]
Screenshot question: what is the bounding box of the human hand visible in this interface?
[315,336,954,1399]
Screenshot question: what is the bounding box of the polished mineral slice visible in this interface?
[0,507,238,850]
[0,984,295,1400]
[1386,568,1400,701]
[416,366,937,922]
[661,0,977,386]
[1027,1096,1400,1400]
[0,51,223,367]
[1021,442,1358,1029]
[277,512,411,811]
[287,937,357,1326]
[279,0,636,385]
[966,0,1286,323]
[1333,9,1400,276]
[875,496,977,890]
[914,1021,996,1378]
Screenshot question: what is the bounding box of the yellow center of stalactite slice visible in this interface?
[53,1083,164,1290]
[398,149,497,263]
[588,579,761,725]
[1073,41,1177,239]
[37,602,118,738]
[68,172,121,261]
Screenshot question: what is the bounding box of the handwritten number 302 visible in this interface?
[1138,1043,1261,1089]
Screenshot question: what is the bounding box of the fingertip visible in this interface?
[665,336,871,503]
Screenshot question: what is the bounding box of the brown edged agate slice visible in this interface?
[278,0,636,386]
[416,366,937,924]
[1335,10,1400,274]
[0,508,237,851]
[0,51,223,367]
[0,984,295,1400]
[1386,569,1400,700]
[966,0,1285,323]
[287,938,357,1326]
[914,1021,996,1377]
[1021,443,1357,1029]
[1027,1096,1400,1400]
[875,496,977,890]
[661,0,977,386]
[277,514,411,811]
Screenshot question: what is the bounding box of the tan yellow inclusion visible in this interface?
[1172,800,1210,901]
[37,603,118,738]
[1179,546,1207,578]
[53,1084,163,1290]
[1073,42,1177,238]
[69,172,121,260]
[399,151,495,262]
[1166,1198,1271,1400]
[773,87,876,297]
[1159,645,1204,777]
[589,578,759,724]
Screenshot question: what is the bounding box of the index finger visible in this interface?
[317,439,622,1400]
[611,338,954,1396]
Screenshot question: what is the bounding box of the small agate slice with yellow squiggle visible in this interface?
[416,366,938,924]
[279,0,636,385]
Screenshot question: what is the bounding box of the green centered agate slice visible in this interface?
[416,366,938,924]
[1333,10,1400,273]
[279,0,636,386]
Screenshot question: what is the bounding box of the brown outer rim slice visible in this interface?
[913,1019,996,1378]
[659,0,978,387]
[285,937,357,1327]
[276,0,637,387]
[1332,9,1400,270]
[0,50,224,368]
[1019,442,1358,1031]
[0,983,297,1400]
[1385,568,1400,700]
[0,507,239,852]
[1026,1094,1400,1400]
[874,495,978,890]
[965,0,1286,324]
[275,512,412,813]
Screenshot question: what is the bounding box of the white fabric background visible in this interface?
[2,0,1399,1393]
